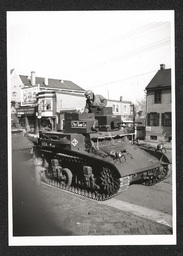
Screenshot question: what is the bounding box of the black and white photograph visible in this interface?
[7,10,176,246]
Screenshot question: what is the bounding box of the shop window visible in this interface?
[161,112,171,126]
[154,90,162,104]
[150,135,157,140]
[45,99,52,110]
[147,112,159,126]
[46,103,51,110]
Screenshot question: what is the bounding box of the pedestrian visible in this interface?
[84,90,107,113]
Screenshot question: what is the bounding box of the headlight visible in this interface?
[110,150,116,157]
[116,151,123,158]
[110,150,123,159]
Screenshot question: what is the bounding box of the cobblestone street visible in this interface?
[39,183,173,236]
[11,151,174,240]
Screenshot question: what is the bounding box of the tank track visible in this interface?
[37,149,171,200]
[40,150,130,201]
[141,165,171,186]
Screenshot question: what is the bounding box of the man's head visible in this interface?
[84,90,94,100]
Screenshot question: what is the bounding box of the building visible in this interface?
[10,69,24,108]
[10,70,134,134]
[107,97,132,122]
[10,70,85,133]
[145,64,171,142]
[37,90,86,131]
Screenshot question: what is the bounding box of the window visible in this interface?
[38,99,52,111]
[124,104,127,113]
[147,113,159,126]
[154,90,162,104]
[112,105,115,112]
[12,91,17,98]
[116,105,119,112]
[162,112,171,126]
[44,99,52,110]
[150,135,157,140]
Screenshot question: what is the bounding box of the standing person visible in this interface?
[84,90,107,113]
[11,101,20,128]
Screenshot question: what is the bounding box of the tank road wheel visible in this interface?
[99,166,120,196]
[78,188,81,195]
[92,192,96,200]
[88,191,92,198]
[62,168,73,186]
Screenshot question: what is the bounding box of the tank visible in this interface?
[34,107,171,201]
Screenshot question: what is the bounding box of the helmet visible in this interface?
[84,90,93,97]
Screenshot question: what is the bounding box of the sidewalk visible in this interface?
[138,139,172,150]
[41,183,173,236]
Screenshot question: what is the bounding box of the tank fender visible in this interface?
[154,151,172,164]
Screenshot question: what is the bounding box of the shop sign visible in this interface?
[21,86,39,105]
[17,107,36,115]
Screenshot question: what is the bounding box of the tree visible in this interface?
[135,98,146,116]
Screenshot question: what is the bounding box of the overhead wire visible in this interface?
[89,56,171,90]
[81,22,170,54]
[90,70,158,89]
[74,37,171,74]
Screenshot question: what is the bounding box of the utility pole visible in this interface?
[133,104,135,142]
[130,104,135,143]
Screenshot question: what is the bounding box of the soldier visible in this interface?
[84,90,107,113]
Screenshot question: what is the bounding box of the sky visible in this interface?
[7,11,174,104]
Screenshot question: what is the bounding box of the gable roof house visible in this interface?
[20,71,85,94]
[145,64,172,142]
[10,70,85,105]
[10,70,86,134]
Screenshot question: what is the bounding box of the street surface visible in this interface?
[11,149,174,238]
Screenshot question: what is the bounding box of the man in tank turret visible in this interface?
[84,90,107,113]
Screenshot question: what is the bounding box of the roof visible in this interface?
[108,99,131,104]
[19,75,85,92]
[146,68,171,90]
[10,69,15,74]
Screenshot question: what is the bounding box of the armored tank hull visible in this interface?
[34,109,171,201]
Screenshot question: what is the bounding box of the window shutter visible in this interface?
[161,113,164,126]
[147,113,150,126]
[156,113,159,126]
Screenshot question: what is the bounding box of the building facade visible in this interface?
[107,98,132,122]
[145,64,171,142]
[11,70,85,133]
[10,70,134,134]
[37,90,86,131]
[10,69,23,107]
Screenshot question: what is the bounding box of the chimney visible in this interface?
[31,71,36,85]
[160,64,165,70]
[44,76,48,86]
[120,96,123,102]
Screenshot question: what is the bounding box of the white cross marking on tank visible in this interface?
[71,138,78,147]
